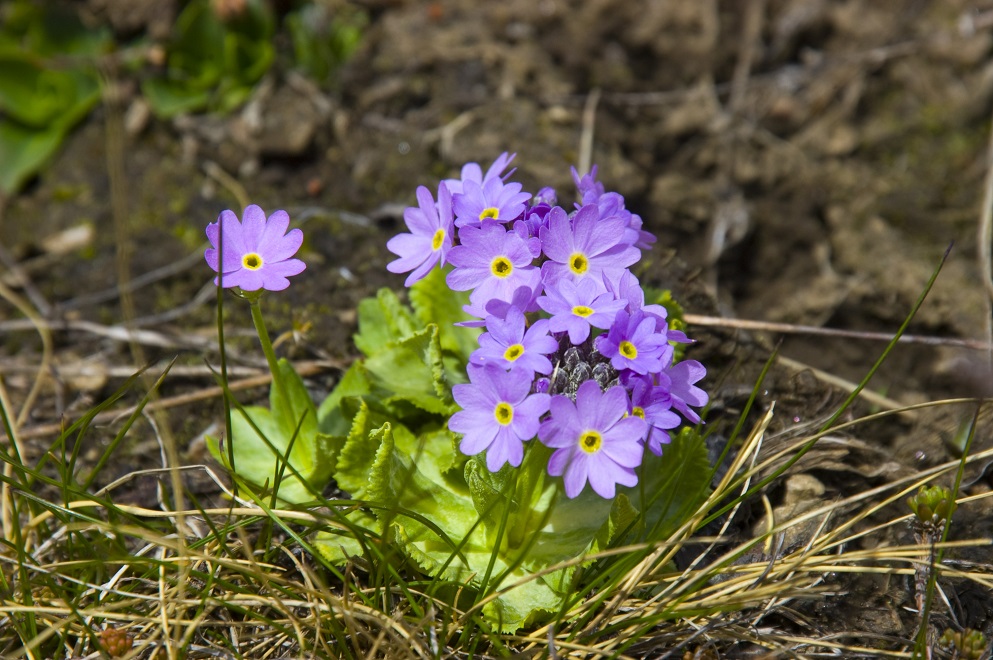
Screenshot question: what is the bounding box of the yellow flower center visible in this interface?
[572,305,593,318]
[490,256,513,278]
[578,430,602,454]
[479,207,500,221]
[242,252,263,270]
[431,228,446,251]
[504,344,524,361]
[631,406,645,419]
[494,402,514,426]
[619,340,638,359]
[569,252,589,275]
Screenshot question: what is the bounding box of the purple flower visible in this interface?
[539,204,640,290]
[662,360,709,424]
[595,309,673,375]
[446,222,540,304]
[454,178,531,228]
[458,284,540,327]
[572,165,604,205]
[386,184,455,287]
[205,204,306,291]
[450,364,551,471]
[627,375,681,456]
[470,307,558,379]
[537,277,626,345]
[443,152,517,195]
[538,381,648,499]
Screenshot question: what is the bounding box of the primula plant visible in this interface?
[206,154,713,631]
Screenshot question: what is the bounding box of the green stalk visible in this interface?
[248,296,293,421]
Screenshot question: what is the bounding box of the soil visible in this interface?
[2,0,993,655]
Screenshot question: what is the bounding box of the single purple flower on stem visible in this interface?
[537,277,626,345]
[627,374,682,456]
[539,204,640,290]
[450,364,551,472]
[454,178,531,228]
[538,381,648,499]
[386,184,455,287]
[205,204,306,292]
[470,307,558,379]
[595,309,672,375]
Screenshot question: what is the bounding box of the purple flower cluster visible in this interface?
[388,154,708,499]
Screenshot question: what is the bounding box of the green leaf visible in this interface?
[141,78,210,118]
[0,56,100,194]
[364,324,452,415]
[316,362,371,436]
[205,360,338,504]
[0,121,64,195]
[624,427,712,543]
[408,266,480,364]
[354,288,420,356]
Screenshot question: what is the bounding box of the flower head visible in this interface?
[205,204,306,291]
[454,177,531,228]
[470,306,558,379]
[443,152,517,196]
[450,364,551,471]
[537,277,626,345]
[446,222,540,304]
[662,359,709,424]
[539,204,640,290]
[387,184,455,286]
[595,309,672,375]
[627,374,681,456]
[538,381,647,498]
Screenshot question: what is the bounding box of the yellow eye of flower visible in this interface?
[504,344,524,361]
[494,402,514,426]
[569,252,589,275]
[242,253,263,270]
[479,207,500,221]
[572,305,593,318]
[631,406,645,419]
[431,228,446,251]
[490,256,513,278]
[619,341,638,359]
[578,430,602,454]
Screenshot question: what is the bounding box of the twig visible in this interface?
[683,313,993,351]
[977,102,993,381]
[578,87,601,177]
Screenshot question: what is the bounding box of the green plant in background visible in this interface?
[141,0,275,118]
[0,2,110,194]
[286,1,367,86]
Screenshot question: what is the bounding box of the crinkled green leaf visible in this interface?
[317,362,371,436]
[364,324,452,415]
[370,423,565,631]
[354,288,420,356]
[408,266,480,364]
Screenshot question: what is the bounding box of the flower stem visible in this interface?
[249,297,293,417]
